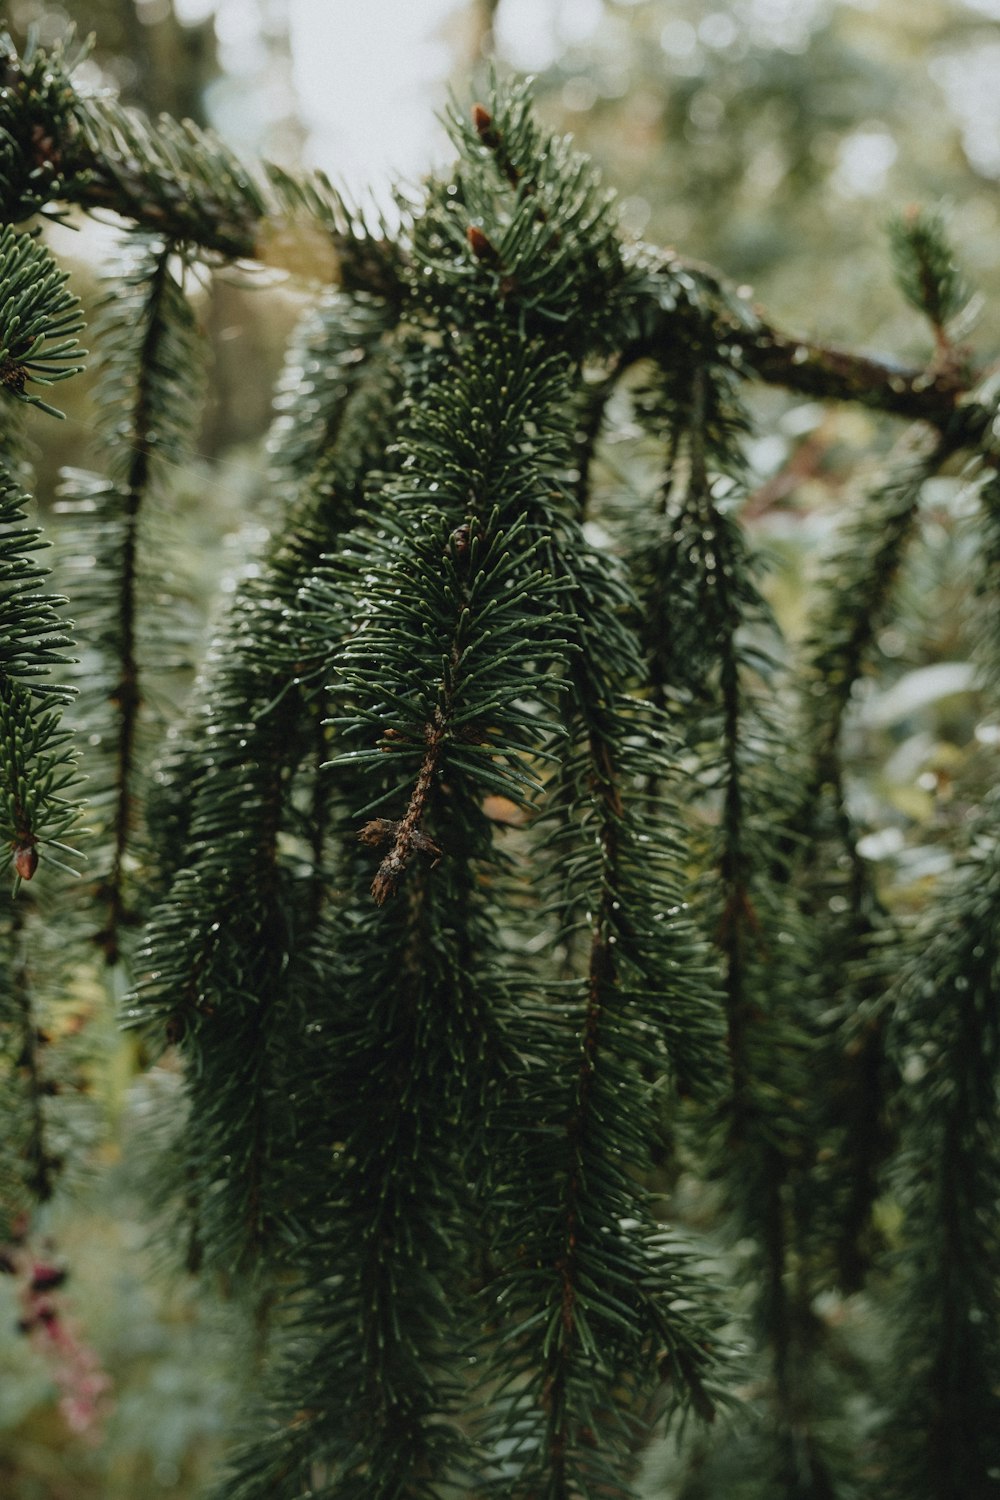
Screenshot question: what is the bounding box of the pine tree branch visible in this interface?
[546,731,621,1494]
[15,48,1000,1494]
[880,818,1000,1499]
[306,696,330,933]
[685,382,804,1460]
[737,323,968,424]
[798,433,951,810]
[625,252,979,433]
[102,246,170,962]
[3,36,988,439]
[360,711,446,907]
[0,461,82,887]
[53,146,257,260]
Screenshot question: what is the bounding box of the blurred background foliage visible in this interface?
[3,0,1000,1494]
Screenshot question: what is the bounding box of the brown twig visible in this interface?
[359,726,446,907]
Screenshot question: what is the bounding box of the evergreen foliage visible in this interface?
[2,28,1000,1500]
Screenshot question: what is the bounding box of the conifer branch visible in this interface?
[682,426,804,1472]
[306,696,331,932]
[0,224,85,417]
[105,249,169,951]
[879,809,1000,1498]
[619,343,847,1484]
[486,716,726,1493]
[869,466,1000,1489]
[736,323,969,425]
[1,35,991,442]
[778,441,955,1306]
[548,730,627,1492]
[54,234,204,961]
[480,528,727,1490]
[626,250,976,432]
[127,288,402,1291]
[890,206,973,371]
[797,433,952,823]
[360,710,447,906]
[215,334,577,1496]
[827,980,894,1293]
[0,446,81,1222]
[0,31,265,257]
[0,232,85,880]
[143,296,394,893]
[472,102,524,192]
[8,41,1000,1498]
[0,863,92,1235]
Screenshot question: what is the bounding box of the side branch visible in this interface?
[357,526,474,906]
[102,247,171,964]
[633,253,974,431]
[360,720,444,907]
[739,325,968,427]
[549,744,620,1484]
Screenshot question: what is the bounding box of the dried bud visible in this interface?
[466,225,501,267]
[30,123,60,170]
[359,818,398,848]
[450,522,472,561]
[472,103,499,149]
[13,843,37,881]
[1,360,27,396]
[370,824,442,904]
[410,829,442,861]
[371,853,404,906]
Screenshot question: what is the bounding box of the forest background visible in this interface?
[2,0,1000,1495]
